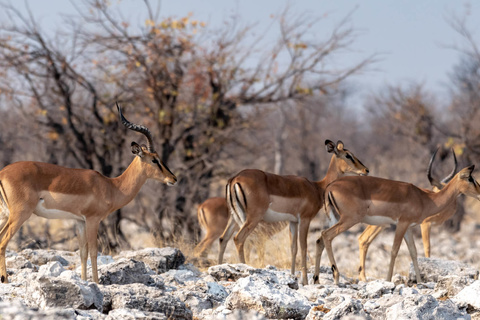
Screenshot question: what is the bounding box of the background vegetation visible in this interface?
[0,0,478,257]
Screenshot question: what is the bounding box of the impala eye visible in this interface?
[468,176,474,183]
[346,154,354,162]
[152,159,159,164]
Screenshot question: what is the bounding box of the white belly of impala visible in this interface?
[362,215,397,226]
[33,199,83,221]
[264,208,298,223]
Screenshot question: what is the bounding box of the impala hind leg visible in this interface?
[194,228,221,258]
[86,219,100,283]
[420,222,432,258]
[322,218,359,285]
[358,225,385,282]
[313,235,325,284]
[218,217,238,264]
[289,221,298,275]
[76,220,88,280]
[386,222,409,282]
[403,228,422,283]
[0,210,32,283]
[233,218,261,264]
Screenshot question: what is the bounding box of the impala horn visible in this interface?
[441,148,457,184]
[427,148,458,189]
[117,102,155,153]
[427,148,443,189]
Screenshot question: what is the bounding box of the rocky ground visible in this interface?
[0,224,479,320]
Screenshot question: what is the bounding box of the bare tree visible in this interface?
[0,0,375,250]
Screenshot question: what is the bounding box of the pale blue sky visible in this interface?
[12,1,480,101]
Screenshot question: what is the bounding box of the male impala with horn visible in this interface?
[314,159,480,285]
[356,148,458,281]
[0,103,177,283]
[220,140,369,285]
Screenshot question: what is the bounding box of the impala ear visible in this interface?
[336,140,344,152]
[325,140,336,154]
[131,141,144,157]
[459,165,475,179]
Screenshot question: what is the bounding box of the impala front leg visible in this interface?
[76,220,88,280]
[86,218,101,283]
[387,221,409,282]
[403,227,422,283]
[0,209,33,283]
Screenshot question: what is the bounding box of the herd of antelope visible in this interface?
[0,104,478,286]
[196,140,480,285]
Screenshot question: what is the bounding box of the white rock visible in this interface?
[408,258,479,283]
[453,280,480,310]
[225,273,311,319]
[435,275,475,296]
[361,279,395,298]
[323,297,368,320]
[37,261,66,278]
[386,294,469,319]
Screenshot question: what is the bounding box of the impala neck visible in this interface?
[111,156,148,210]
[425,178,459,218]
[315,155,343,197]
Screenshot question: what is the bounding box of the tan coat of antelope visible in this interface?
[194,197,276,263]
[357,148,458,281]
[221,140,369,285]
[0,103,177,283]
[194,197,230,258]
[314,164,480,285]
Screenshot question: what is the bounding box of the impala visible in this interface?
[194,197,230,258]
[357,149,457,281]
[220,140,369,285]
[195,197,278,264]
[314,165,480,285]
[0,103,177,283]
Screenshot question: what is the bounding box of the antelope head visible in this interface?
[456,165,480,201]
[117,103,177,186]
[325,140,369,176]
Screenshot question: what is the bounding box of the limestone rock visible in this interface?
[453,280,480,311]
[6,255,34,270]
[24,275,103,312]
[360,279,395,299]
[102,283,192,320]
[98,258,157,286]
[434,275,475,297]
[224,271,311,319]
[322,297,370,320]
[408,258,479,283]
[386,294,469,319]
[208,263,256,282]
[20,249,71,267]
[116,247,185,274]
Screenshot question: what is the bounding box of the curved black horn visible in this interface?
[441,148,458,184]
[117,102,155,153]
[427,148,443,189]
